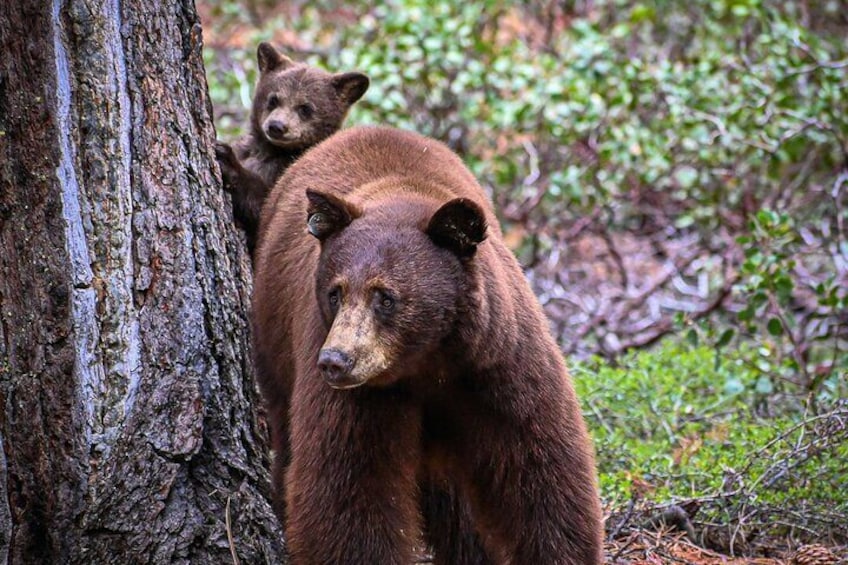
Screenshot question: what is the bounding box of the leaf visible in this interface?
[716,328,735,348]
[724,377,744,395]
[774,275,794,299]
[756,209,780,226]
[629,4,656,23]
[755,376,774,395]
[767,317,784,336]
[686,328,699,346]
[674,166,698,189]
[675,214,695,229]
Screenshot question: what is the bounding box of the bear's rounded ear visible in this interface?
[306,189,360,241]
[257,42,294,74]
[426,198,487,258]
[331,72,370,105]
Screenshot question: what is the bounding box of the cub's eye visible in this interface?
[295,103,314,119]
[267,94,280,110]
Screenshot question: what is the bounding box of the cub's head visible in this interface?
[306,189,487,390]
[251,42,369,150]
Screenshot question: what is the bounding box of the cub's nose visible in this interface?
[265,120,289,139]
[317,348,357,388]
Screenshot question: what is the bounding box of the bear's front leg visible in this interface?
[285,382,423,565]
[466,409,604,565]
[215,141,271,253]
[215,141,247,193]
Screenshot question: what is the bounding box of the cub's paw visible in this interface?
[215,141,241,192]
[215,141,238,166]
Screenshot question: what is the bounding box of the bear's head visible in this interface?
[306,189,487,390]
[250,42,369,150]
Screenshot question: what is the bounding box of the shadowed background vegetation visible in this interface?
[200,0,847,559]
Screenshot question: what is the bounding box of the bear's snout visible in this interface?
[318,348,360,389]
[265,119,289,140]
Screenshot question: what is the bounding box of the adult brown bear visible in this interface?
[252,126,603,564]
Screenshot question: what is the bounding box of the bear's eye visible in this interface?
[374,290,395,315]
[308,212,328,238]
[328,288,341,310]
[267,94,280,110]
[295,103,314,119]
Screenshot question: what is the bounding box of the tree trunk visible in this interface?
[0,0,284,563]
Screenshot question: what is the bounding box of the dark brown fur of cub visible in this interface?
[215,42,368,254]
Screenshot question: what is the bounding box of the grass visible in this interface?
[573,341,847,550]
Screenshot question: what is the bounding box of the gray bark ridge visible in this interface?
[0,0,284,563]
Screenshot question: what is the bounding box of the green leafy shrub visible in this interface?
[573,341,848,543]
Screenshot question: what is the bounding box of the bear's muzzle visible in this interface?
[318,347,363,389]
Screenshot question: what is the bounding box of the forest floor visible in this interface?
[603,532,838,564]
[597,498,848,565]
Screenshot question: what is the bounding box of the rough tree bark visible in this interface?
[0,0,284,563]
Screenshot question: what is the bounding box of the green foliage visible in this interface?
[733,208,848,402]
[319,1,846,215]
[204,0,847,284]
[576,343,753,503]
[573,342,848,526]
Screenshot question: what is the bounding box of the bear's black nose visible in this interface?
[266,120,289,139]
[318,348,356,388]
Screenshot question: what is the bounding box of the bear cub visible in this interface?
[215,42,368,254]
[252,126,604,564]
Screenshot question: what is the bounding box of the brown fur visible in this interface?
[215,42,368,254]
[253,126,603,564]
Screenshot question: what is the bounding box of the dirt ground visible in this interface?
[605,531,847,564]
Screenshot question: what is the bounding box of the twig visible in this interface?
[521,139,540,186]
[226,495,240,565]
[600,227,629,290]
[785,58,848,77]
[609,496,638,540]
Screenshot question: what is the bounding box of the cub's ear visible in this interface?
[426,198,487,258]
[257,42,294,74]
[332,72,370,105]
[306,190,360,241]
